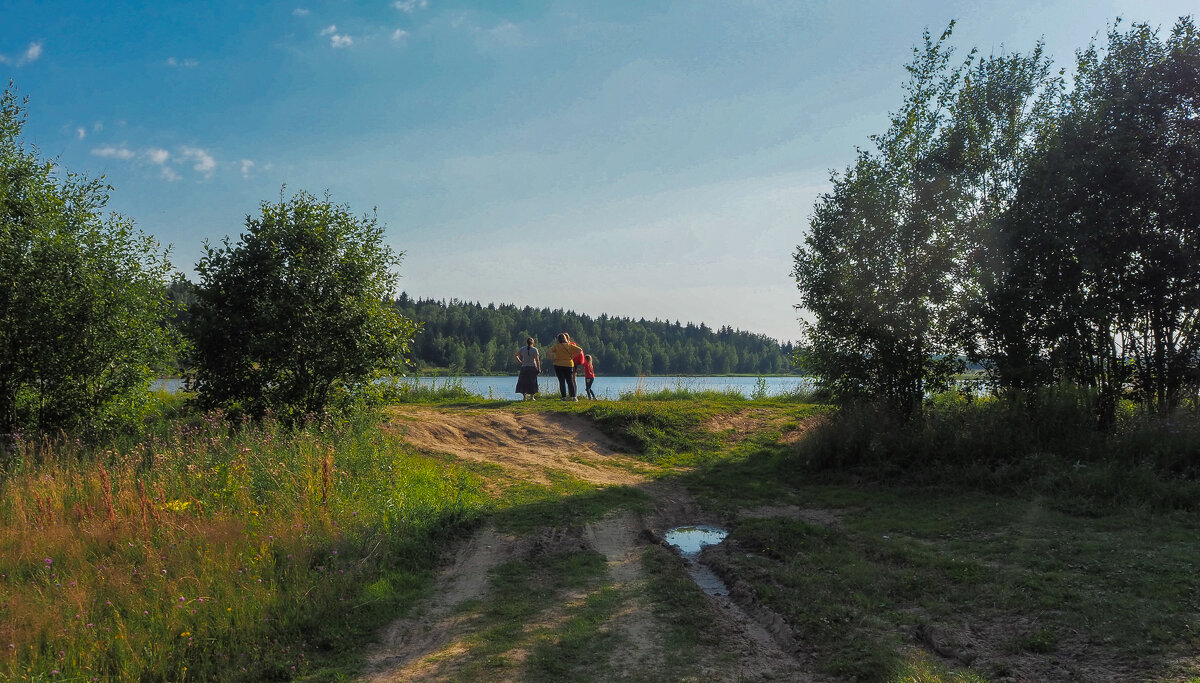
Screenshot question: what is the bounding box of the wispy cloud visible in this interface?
[145,148,170,165]
[391,28,409,42]
[393,0,428,13]
[0,41,44,66]
[319,25,353,48]
[88,140,239,182]
[293,7,310,16]
[92,145,135,160]
[179,146,216,176]
[165,57,199,67]
[93,122,103,132]
[76,127,86,140]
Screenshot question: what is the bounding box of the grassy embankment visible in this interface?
[2,384,1199,681]
[0,393,495,681]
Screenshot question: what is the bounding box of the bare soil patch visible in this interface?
[365,406,811,681]
[384,406,647,486]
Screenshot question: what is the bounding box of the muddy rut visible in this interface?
[362,406,809,682]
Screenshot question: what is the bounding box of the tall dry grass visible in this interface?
[0,410,489,681]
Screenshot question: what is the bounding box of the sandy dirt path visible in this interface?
[361,405,810,682]
[384,406,650,486]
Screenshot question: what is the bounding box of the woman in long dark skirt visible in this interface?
[514,336,541,400]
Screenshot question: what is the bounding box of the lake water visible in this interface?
[154,375,815,400]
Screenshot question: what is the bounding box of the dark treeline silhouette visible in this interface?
[395,294,799,376]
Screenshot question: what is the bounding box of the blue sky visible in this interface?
[3,1,1195,342]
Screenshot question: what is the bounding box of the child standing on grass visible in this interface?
[580,354,597,399]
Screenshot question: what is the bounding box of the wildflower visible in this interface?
[44,558,53,566]
[180,631,191,637]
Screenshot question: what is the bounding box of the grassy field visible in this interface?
[2,388,1198,680]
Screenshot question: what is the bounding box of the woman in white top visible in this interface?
[514,336,541,400]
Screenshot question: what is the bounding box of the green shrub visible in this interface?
[790,387,1200,511]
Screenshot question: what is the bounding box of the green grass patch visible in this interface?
[638,545,726,678]
[578,401,722,466]
[449,549,623,682]
[716,483,1200,681]
[0,410,492,681]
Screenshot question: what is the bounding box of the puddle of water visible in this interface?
[663,525,728,558]
[664,525,731,597]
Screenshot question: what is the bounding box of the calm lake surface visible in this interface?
[154,375,815,399]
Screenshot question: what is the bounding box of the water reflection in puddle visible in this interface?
[664,525,730,597]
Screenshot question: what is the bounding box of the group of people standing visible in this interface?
[514,333,596,401]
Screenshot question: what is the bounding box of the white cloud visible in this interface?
[76,127,86,140]
[330,34,354,48]
[160,166,181,182]
[166,57,199,67]
[487,21,526,46]
[91,145,135,160]
[179,146,216,176]
[0,41,44,66]
[293,8,310,16]
[239,159,256,178]
[320,24,337,36]
[393,0,428,13]
[391,28,409,42]
[145,148,170,165]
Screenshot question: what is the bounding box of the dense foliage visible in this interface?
[189,191,418,420]
[394,294,798,376]
[795,18,1200,421]
[0,84,180,434]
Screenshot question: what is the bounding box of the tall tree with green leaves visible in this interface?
[945,44,1063,391]
[993,18,1200,420]
[0,84,180,434]
[793,25,970,412]
[189,189,418,420]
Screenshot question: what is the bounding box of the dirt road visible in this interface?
[361,405,811,682]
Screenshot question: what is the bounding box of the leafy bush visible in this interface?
[0,85,181,435]
[189,189,418,422]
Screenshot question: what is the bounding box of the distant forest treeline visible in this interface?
[394,294,800,375]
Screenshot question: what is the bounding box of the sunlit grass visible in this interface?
[0,411,490,681]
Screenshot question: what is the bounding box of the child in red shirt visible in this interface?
[579,354,597,400]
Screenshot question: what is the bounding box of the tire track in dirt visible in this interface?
[363,406,810,681]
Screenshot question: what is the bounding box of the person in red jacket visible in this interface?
[577,354,597,400]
